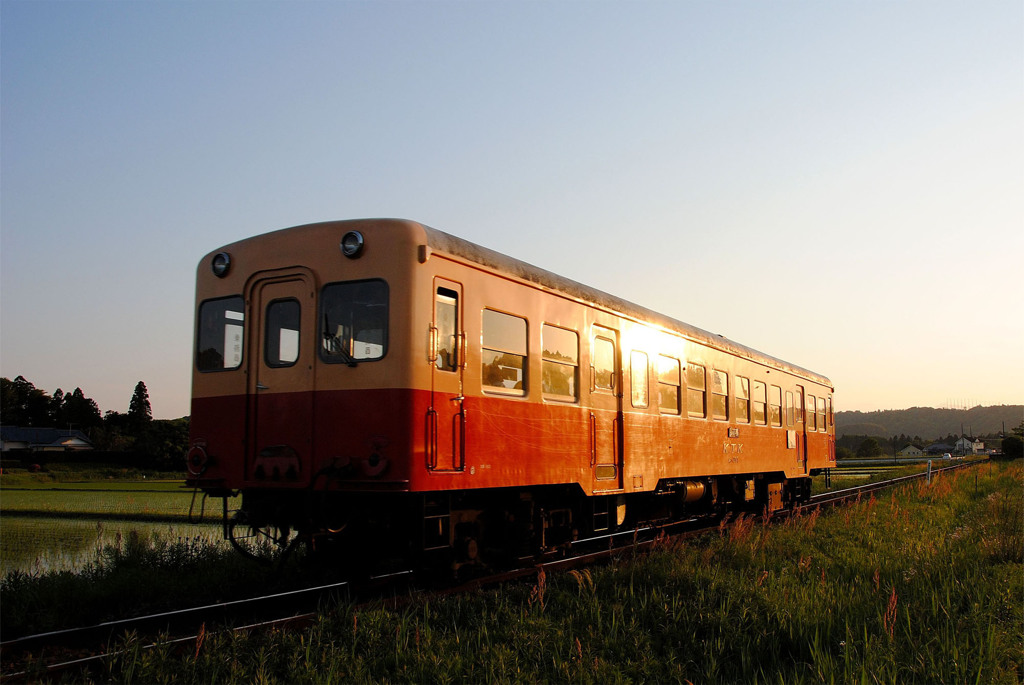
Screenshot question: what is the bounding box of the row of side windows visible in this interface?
[631,354,831,431]
[474,309,583,402]
[443,300,831,430]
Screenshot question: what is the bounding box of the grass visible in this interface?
[0,463,185,486]
[0,529,294,641]
[0,518,229,576]
[0,464,239,576]
[810,459,966,495]
[7,460,1019,683]
[2,486,196,518]
[0,467,319,642]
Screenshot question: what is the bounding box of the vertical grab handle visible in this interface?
[589,413,597,467]
[425,408,438,470]
[428,325,439,364]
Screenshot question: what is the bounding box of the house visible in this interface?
[954,437,984,455]
[0,427,93,452]
[898,444,924,457]
[926,443,954,455]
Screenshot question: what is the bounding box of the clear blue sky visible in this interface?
[2,1,1021,419]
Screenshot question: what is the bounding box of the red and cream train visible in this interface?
[187,219,835,568]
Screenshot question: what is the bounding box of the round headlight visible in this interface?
[211,252,231,277]
[340,231,365,258]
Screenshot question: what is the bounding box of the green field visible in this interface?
[0,467,236,575]
[2,482,196,517]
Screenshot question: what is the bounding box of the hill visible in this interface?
[836,405,1023,440]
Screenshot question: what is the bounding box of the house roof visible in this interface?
[0,426,93,449]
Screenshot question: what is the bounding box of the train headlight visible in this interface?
[340,231,365,258]
[211,252,232,278]
[187,445,210,476]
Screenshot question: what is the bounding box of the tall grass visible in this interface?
[1,530,299,640]
[68,461,1022,684]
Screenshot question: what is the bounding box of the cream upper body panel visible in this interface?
[193,218,832,401]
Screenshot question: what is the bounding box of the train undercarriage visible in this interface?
[221,472,812,577]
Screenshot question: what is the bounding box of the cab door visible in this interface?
[590,326,623,491]
[247,271,315,483]
[427,278,465,471]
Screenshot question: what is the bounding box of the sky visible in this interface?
[2,1,1022,420]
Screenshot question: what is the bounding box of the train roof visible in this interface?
[211,218,831,389]
[419,222,832,389]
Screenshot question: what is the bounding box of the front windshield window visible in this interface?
[320,280,388,363]
[197,296,245,371]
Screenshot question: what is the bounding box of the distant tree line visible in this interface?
[837,422,1024,461]
[836,405,1023,441]
[1,376,188,470]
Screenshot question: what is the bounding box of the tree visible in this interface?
[51,389,67,426]
[1001,435,1023,460]
[0,376,53,427]
[63,387,102,431]
[857,437,884,458]
[95,410,135,451]
[134,417,190,469]
[836,446,855,461]
[128,381,152,426]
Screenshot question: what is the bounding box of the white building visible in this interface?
[954,437,984,455]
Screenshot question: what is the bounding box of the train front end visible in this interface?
[186,220,423,550]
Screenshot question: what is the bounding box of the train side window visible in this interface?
[435,288,458,372]
[482,309,527,396]
[686,363,706,418]
[796,387,804,423]
[657,355,681,414]
[786,390,795,427]
[807,394,817,430]
[828,396,834,427]
[542,325,578,401]
[320,279,389,363]
[817,396,827,432]
[734,376,750,423]
[265,299,301,368]
[593,337,616,391]
[769,385,783,427]
[752,380,767,425]
[711,370,729,420]
[197,296,245,371]
[630,351,649,408]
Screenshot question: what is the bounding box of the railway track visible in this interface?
[0,458,985,682]
[806,458,981,508]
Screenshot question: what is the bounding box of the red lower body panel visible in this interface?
[188,388,833,494]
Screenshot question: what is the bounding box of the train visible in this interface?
[187,219,835,572]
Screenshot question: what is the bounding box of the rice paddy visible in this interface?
[0,467,236,575]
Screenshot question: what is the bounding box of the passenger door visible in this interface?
[795,385,808,474]
[590,326,623,491]
[428,278,465,471]
[247,271,315,483]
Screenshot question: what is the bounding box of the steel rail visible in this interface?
[0,580,352,663]
[806,458,984,509]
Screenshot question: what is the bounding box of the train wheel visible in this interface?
[227,511,296,564]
